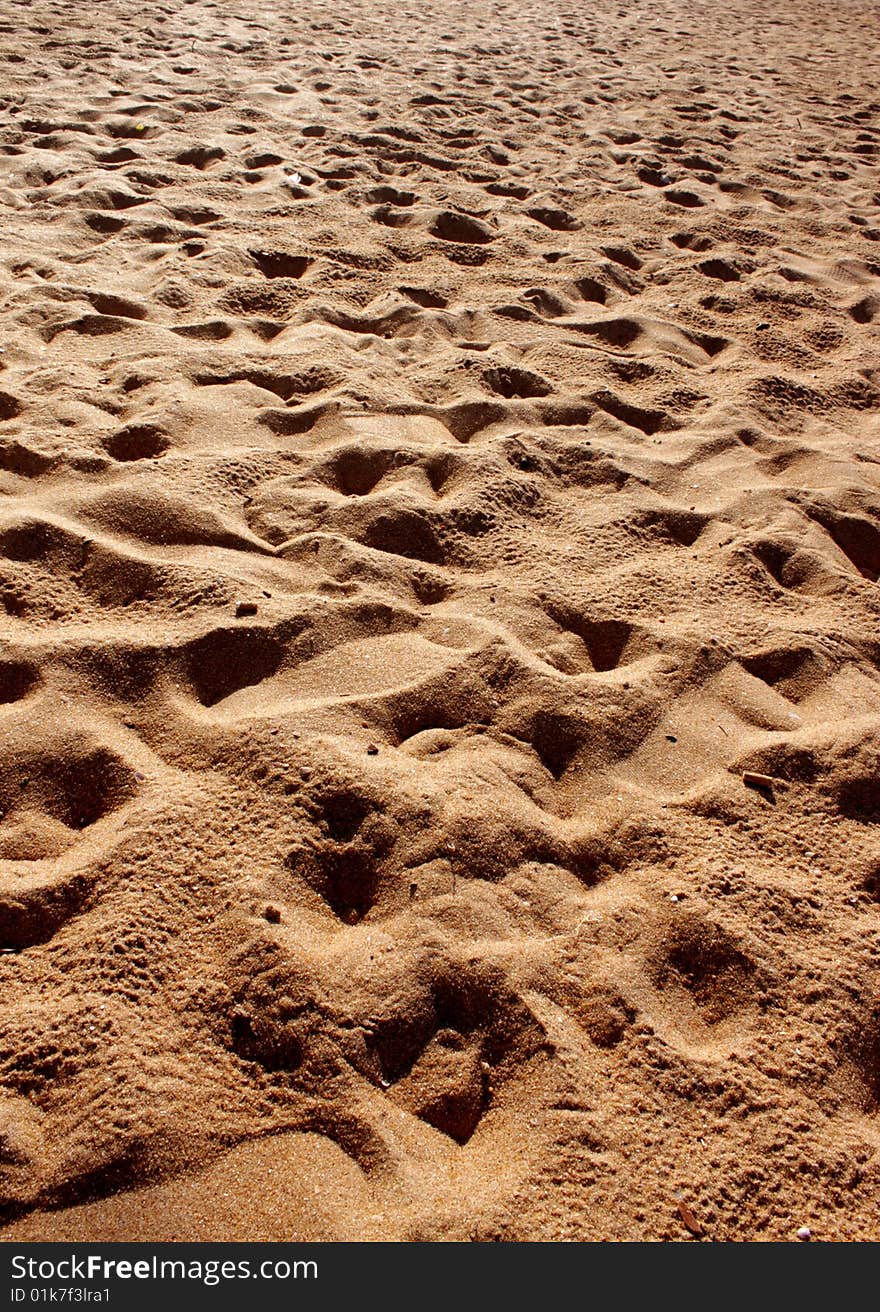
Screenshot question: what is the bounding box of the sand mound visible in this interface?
[0,0,879,1242]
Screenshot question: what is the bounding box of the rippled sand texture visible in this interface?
[0,0,879,1242]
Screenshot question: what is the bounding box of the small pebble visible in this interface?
[235,601,258,617]
[366,743,379,756]
[797,1225,812,1241]
[263,905,282,924]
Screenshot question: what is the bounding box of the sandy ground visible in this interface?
[0,0,878,1243]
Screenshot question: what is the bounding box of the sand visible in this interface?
[0,0,878,1244]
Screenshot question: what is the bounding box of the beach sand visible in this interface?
[0,0,879,1241]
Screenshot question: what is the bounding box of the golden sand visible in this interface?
[0,0,879,1242]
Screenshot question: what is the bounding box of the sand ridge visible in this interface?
[0,0,879,1241]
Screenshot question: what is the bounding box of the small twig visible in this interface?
[743,770,775,790]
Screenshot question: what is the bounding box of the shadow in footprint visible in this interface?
[593,390,670,435]
[250,250,312,279]
[376,964,542,1143]
[0,741,137,841]
[639,507,706,546]
[740,646,824,702]
[320,447,395,497]
[576,319,643,349]
[836,775,880,824]
[101,423,170,462]
[0,661,38,704]
[182,626,292,707]
[0,394,23,422]
[655,913,757,1026]
[528,709,587,779]
[806,505,880,582]
[429,211,494,244]
[399,286,447,308]
[483,366,552,399]
[850,296,879,324]
[527,205,580,231]
[698,258,740,282]
[360,509,446,565]
[548,610,636,672]
[602,246,642,270]
[571,276,608,304]
[286,787,393,923]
